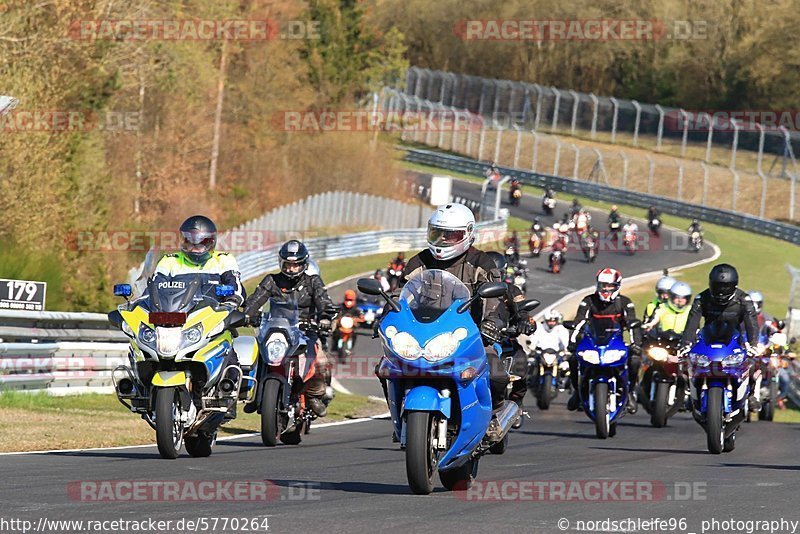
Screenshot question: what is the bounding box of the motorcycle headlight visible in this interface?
[514,276,526,286]
[156,327,182,357]
[422,328,468,362]
[579,349,600,364]
[648,347,669,362]
[722,352,745,367]
[266,333,289,364]
[542,351,557,366]
[340,316,355,330]
[139,324,156,344]
[691,353,710,367]
[602,349,627,363]
[184,325,203,344]
[390,331,423,360]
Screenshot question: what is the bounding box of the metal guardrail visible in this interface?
[405,147,800,245]
[1,219,508,393]
[236,219,507,282]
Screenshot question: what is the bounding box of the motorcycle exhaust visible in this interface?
[487,401,522,442]
[117,378,134,395]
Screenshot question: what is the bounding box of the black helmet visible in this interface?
[279,240,309,278]
[180,215,217,265]
[486,251,507,272]
[709,263,738,305]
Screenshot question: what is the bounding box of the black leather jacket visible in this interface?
[243,271,334,321]
[680,288,758,347]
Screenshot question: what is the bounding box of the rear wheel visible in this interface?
[185,431,216,457]
[759,382,777,421]
[260,380,283,447]
[155,387,183,460]
[651,382,669,428]
[489,433,508,455]
[723,432,736,452]
[594,382,610,439]
[439,459,477,491]
[706,387,724,454]
[406,411,437,495]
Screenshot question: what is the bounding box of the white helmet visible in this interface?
[655,276,676,299]
[544,309,563,324]
[748,290,764,314]
[427,203,475,261]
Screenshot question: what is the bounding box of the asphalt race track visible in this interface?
[3,177,796,534]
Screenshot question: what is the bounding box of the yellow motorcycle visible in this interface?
[108,274,257,459]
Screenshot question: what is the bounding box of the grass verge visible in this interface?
[0,391,385,452]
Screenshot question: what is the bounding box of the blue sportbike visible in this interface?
[358,270,530,494]
[574,322,638,439]
[687,322,750,454]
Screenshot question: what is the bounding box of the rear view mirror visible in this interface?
[357,278,383,296]
[228,310,246,328]
[562,320,575,330]
[477,281,508,299]
[108,310,123,329]
[519,299,540,314]
[356,278,400,312]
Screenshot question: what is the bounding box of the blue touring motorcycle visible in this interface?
[574,322,639,439]
[687,322,751,454]
[358,270,531,495]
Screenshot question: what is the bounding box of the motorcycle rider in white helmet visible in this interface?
[376,203,510,438]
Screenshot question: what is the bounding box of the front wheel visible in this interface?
[537,373,553,410]
[594,382,610,439]
[155,387,184,459]
[260,380,284,447]
[651,382,669,428]
[706,387,724,454]
[406,411,438,495]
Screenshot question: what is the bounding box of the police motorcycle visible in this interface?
[108,274,254,459]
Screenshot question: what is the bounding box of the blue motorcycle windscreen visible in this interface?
[399,269,471,323]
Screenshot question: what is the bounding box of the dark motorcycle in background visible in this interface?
[639,330,686,428]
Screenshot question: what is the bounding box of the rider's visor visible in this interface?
[181,231,215,254]
[428,226,466,247]
[282,261,305,274]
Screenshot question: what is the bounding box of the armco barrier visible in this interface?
[404,147,800,245]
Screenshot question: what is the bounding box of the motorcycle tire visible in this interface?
[260,379,283,447]
[651,382,669,428]
[406,411,437,495]
[706,387,724,454]
[594,382,610,439]
[185,431,216,458]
